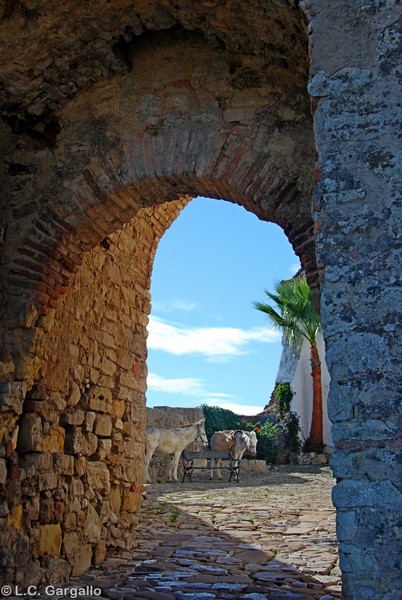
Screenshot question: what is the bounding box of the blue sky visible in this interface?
[146,196,300,416]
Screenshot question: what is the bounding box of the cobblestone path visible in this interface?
[70,466,341,599]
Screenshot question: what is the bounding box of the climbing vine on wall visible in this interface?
[274,382,294,418]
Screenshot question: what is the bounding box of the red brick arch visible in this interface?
[4,23,317,384]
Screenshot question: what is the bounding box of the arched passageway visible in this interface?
[0,2,400,597]
[147,196,303,416]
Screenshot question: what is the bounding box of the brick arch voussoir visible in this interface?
[4,114,318,386]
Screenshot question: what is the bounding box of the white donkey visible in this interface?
[144,418,208,482]
[210,429,258,479]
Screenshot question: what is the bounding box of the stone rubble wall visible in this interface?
[297,452,328,466]
[241,459,269,473]
[303,2,402,598]
[0,200,189,586]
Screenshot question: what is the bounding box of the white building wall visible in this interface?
[275,332,333,451]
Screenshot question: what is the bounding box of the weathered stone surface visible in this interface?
[74,456,87,477]
[94,439,112,460]
[122,491,142,513]
[23,452,52,471]
[112,400,126,420]
[83,504,102,543]
[54,454,74,476]
[109,487,122,514]
[93,540,107,566]
[63,531,92,574]
[25,495,40,521]
[41,557,70,583]
[88,388,113,414]
[64,512,77,531]
[84,411,96,432]
[68,382,81,407]
[39,498,54,524]
[82,432,98,457]
[61,409,85,426]
[94,414,112,437]
[0,459,6,485]
[7,505,23,529]
[38,471,59,491]
[38,524,62,556]
[303,2,401,597]
[43,425,65,453]
[17,414,43,453]
[69,478,84,501]
[71,545,93,577]
[86,462,110,494]
[63,532,79,564]
[0,382,27,414]
[64,427,83,455]
[54,502,65,523]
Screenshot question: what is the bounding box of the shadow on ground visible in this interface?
[67,466,342,599]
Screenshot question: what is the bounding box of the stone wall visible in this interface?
[0,5,318,585]
[0,1,400,597]
[0,199,188,585]
[303,2,401,598]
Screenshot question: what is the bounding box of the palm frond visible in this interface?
[254,277,321,346]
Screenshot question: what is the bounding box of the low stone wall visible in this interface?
[241,459,269,473]
[146,407,204,483]
[297,452,329,465]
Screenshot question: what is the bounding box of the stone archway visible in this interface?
[0,2,400,597]
[1,5,317,583]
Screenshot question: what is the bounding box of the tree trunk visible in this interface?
[307,342,323,448]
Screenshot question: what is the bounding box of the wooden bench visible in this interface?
[181,450,241,483]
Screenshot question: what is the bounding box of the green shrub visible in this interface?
[238,419,255,431]
[200,404,240,440]
[283,411,302,453]
[199,404,302,464]
[254,420,282,464]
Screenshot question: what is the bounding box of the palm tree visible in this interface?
[254,277,323,448]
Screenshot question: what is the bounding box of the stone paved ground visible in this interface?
[63,466,341,599]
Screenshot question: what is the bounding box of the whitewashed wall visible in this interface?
[275,333,333,450]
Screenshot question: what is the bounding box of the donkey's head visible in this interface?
[195,418,208,449]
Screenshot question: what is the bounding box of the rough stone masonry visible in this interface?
[0,1,400,598]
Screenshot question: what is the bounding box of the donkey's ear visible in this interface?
[199,417,206,425]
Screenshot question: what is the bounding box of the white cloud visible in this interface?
[147,315,279,361]
[147,372,232,398]
[203,398,264,416]
[147,373,263,416]
[152,298,198,313]
[147,373,207,397]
